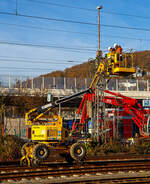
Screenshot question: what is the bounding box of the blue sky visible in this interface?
[0,0,150,77]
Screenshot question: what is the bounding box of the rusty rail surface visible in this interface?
[1,158,150,183]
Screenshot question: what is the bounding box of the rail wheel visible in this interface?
[32,143,49,161]
[70,142,86,161]
[65,153,74,164]
[20,158,28,166]
[31,158,40,167]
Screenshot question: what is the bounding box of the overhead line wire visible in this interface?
[0,40,96,53]
[0,58,83,64]
[27,0,150,20]
[0,11,150,32]
[0,55,83,62]
[0,66,56,71]
[102,24,150,32]
[16,12,97,26]
[1,21,150,42]
[0,21,96,36]
[103,34,149,41]
[26,0,95,12]
[103,11,150,20]
[0,66,92,72]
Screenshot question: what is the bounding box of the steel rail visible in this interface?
[1,158,150,172]
[1,161,150,181]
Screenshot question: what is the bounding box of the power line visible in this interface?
[26,0,95,12]
[0,40,96,53]
[102,24,150,32]
[0,66,92,72]
[0,55,83,62]
[1,21,150,43]
[0,58,83,64]
[0,55,83,64]
[26,0,150,20]
[103,34,150,42]
[0,66,56,71]
[103,11,150,20]
[0,12,97,26]
[0,21,96,36]
[0,11,150,32]
[0,41,146,56]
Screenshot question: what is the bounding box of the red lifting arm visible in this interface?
[72,89,146,136]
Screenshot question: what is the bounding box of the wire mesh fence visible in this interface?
[0,75,149,91]
[4,117,27,140]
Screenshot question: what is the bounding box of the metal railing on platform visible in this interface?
[0,75,149,92]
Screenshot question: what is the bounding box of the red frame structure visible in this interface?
[72,90,147,137]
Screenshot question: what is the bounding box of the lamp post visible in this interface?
[96,6,103,57]
[96,6,104,142]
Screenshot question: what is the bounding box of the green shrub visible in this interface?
[101,140,130,154]
[85,142,101,155]
[85,138,130,155]
[135,140,150,154]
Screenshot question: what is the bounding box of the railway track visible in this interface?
[1,154,150,167]
[1,158,150,183]
[1,157,150,171]
[1,154,150,166]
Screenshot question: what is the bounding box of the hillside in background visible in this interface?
[134,50,150,71]
[12,50,150,113]
[42,61,93,78]
[42,50,150,78]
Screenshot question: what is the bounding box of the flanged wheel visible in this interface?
[33,143,49,161]
[31,158,40,167]
[70,142,86,161]
[20,158,28,166]
[65,153,74,164]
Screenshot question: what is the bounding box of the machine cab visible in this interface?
[28,115,69,143]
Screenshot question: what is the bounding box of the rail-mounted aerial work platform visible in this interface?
[20,48,139,167]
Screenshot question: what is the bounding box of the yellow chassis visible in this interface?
[20,143,69,167]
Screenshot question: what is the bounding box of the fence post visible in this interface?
[42,77,44,90]
[126,79,128,91]
[85,78,87,89]
[49,77,51,89]
[20,76,22,89]
[106,80,108,90]
[75,77,77,89]
[136,79,139,91]
[53,77,56,89]
[116,79,118,91]
[8,75,11,89]
[31,78,34,89]
[64,77,66,89]
[147,80,149,91]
